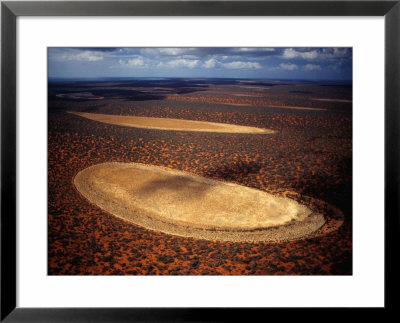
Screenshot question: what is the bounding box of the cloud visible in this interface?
[328,59,349,72]
[222,61,261,69]
[48,47,352,79]
[141,48,197,57]
[160,59,199,68]
[279,63,298,71]
[53,50,105,62]
[322,48,351,59]
[283,48,318,60]
[203,58,217,68]
[159,48,189,55]
[120,56,146,68]
[235,48,275,52]
[78,48,119,52]
[282,48,352,60]
[137,47,280,60]
[303,64,322,71]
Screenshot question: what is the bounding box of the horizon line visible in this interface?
[48,76,353,83]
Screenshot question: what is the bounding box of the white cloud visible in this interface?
[283,48,318,60]
[160,59,199,68]
[303,64,322,71]
[328,60,346,72]
[203,58,217,68]
[222,61,261,69]
[235,48,275,53]
[160,48,193,55]
[283,48,351,61]
[322,48,351,59]
[279,63,298,71]
[120,56,146,68]
[54,50,104,62]
[141,48,195,57]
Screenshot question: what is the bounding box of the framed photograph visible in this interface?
[1,0,398,321]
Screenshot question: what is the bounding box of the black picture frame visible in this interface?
[1,0,399,321]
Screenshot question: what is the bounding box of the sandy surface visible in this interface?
[208,102,325,111]
[68,111,275,134]
[74,162,326,242]
[264,105,327,111]
[218,103,326,111]
[312,98,352,103]
[237,86,271,90]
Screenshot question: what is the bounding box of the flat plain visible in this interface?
[48,78,352,275]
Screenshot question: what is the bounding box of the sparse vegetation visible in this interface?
[48,78,352,275]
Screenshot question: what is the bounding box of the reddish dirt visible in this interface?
[48,81,352,275]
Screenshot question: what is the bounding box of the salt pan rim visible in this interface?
[73,162,327,242]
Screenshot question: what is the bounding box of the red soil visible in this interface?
[48,100,352,275]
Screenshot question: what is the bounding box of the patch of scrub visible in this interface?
[68,111,275,134]
[73,162,328,242]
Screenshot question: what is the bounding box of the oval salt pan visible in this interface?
[68,111,275,134]
[74,162,325,242]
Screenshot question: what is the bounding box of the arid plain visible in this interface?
[48,78,352,275]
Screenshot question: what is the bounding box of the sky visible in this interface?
[48,47,352,81]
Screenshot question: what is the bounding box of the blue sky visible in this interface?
[48,47,352,81]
